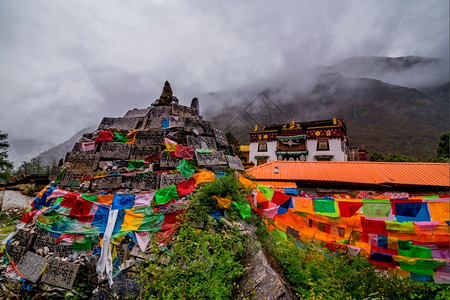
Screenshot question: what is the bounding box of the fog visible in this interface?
[0,0,448,164]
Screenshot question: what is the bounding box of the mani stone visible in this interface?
[226,155,245,171]
[123,108,151,118]
[63,169,85,182]
[68,154,100,172]
[12,229,35,247]
[160,174,186,188]
[41,259,80,289]
[121,174,160,191]
[134,130,165,147]
[16,251,48,283]
[186,136,217,150]
[171,104,198,117]
[6,245,26,263]
[195,151,228,167]
[160,151,181,168]
[98,117,143,131]
[100,143,131,160]
[213,128,228,147]
[91,176,123,191]
[130,145,160,160]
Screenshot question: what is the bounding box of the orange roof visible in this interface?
[248,161,450,187]
[255,181,297,189]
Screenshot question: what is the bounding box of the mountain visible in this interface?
[205,56,449,160]
[8,138,55,168]
[36,125,96,165]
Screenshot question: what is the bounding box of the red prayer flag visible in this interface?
[20,209,40,223]
[60,192,79,207]
[69,198,94,217]
[176,178,195,197]
[337,201,363,217]
[361,217,388,236]
[144,152,161,164]
[95,131,114,143]
[271,191,291,206]
[170,144,194,159]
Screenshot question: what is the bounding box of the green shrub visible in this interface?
[139,174,251,299]
[256,226,449,300]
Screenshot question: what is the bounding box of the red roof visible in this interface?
[247,161,450,187]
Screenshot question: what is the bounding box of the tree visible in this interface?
[0,131,13,183]
[436,132,449,161]
[225,131,243,158]
[369,152,419,162]
[369,152,385,161]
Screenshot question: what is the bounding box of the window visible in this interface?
[316,137,329,151]
[258,140,267,152]
[256,157,268,165]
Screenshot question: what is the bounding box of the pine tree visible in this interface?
[0,131,13,183]
[436,132,449,161]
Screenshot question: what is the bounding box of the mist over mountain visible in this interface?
[8,138,55,168]
[36,126,96,166]
[204,56,449,160]
[8,56,447,164]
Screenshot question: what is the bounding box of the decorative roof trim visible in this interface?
[276,135,308,140]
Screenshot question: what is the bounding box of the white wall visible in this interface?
[1,190,33,211]
[307,138,347,161]
[249,141,278,165]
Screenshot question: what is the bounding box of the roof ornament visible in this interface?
[254,124,258,131]
[289,118,295,129]
[333,117,337,125]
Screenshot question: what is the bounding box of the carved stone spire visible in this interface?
[158,81,173,106]
[190,97,199,113]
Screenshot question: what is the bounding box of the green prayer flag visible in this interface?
[314,199,339,217]
[385,221,416,234]
[399,259,446,276]
[136,214,165,232]
[410,244,433,259]
[53,197,64,206]
[113,132,129,143]
[155,185,178,205]
[258,184,274,201]
[81,194,98,202]
[195,149,212,153]
[362,200,391,219]
[55,167,66,185]
[398,240,412,257]
[232,202,251,218]
[128,159,145,171]
[176,159,195,178]
[73,236,92,251]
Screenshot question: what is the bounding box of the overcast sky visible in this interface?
[0,0,448,149]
